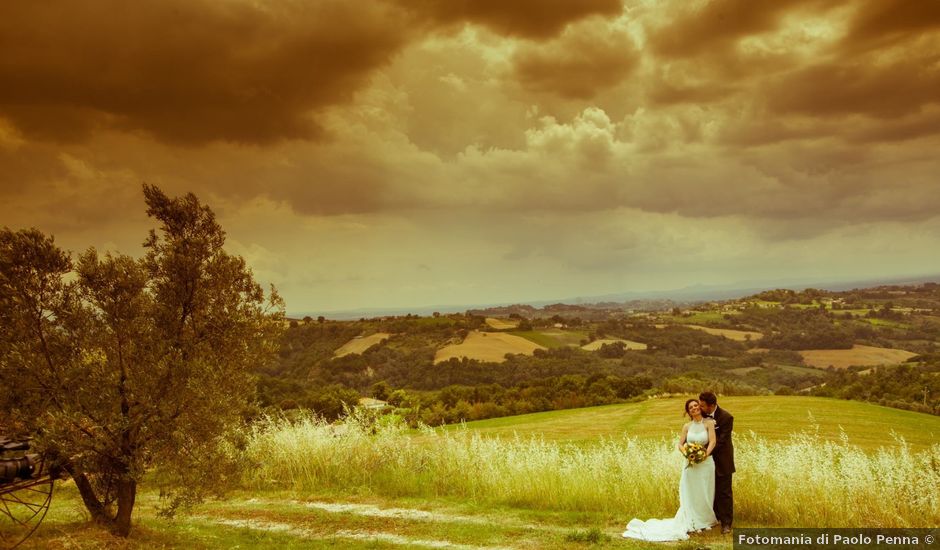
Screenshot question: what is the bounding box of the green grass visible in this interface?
[446,396,940,451]
[246,406,940,530]
[728,366,763,375]
[511,329,588,348]
[17,485,736,549]
[857,317,912,329]
[669,311,731,325]
[790,302,824,309]
[835,308,877,316]
[776,365,827,377]
[747,300,780,308]
[728,365,826,378]
[15,396,940,548]
[410,316,458,327]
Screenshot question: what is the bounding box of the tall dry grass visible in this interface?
[243,411,940,527]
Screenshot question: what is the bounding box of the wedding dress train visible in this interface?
[622,419,717,541]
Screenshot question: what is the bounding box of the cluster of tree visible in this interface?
[388,374,653,426]
[751,288,825,305]
[594,320,747,357]
[811,361,940,416]
[736,307,854,350]
[0,187,283,537]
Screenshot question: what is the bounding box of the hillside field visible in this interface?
[799,344,918,369]
[580,338,648,351]
[434,330,546,363]
[333,332,391,357]
[511,328,589,348]
[684,324,763,341]
[485,317,519,330]
[443,395,940,451]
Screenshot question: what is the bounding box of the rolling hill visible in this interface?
[444,395,940,451]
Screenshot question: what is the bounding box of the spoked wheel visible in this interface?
[0,475,54,550]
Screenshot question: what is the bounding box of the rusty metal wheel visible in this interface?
[1,440,55,550]
[0,475,54,550]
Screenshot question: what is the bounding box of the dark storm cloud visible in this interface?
[847,109,940,144]
[840,0,940,52]
[648,79,737,106]
[760,0,940,123]
[394,0,623,40]
[768,59,940,119]
[513,24,639,99]
[648,0,820,59]
[0,0,411,145]
[0,146,70,198]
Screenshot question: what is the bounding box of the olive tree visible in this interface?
[0,185,283,536]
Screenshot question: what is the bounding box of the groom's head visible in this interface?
[699,391,717,414]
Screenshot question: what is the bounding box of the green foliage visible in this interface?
[0,186,284,536]
[740,307,854,350]
[564,527,610,544]
[812,361,940,414]
[597,341,626,358]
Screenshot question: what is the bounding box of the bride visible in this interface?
[622,399,718,541]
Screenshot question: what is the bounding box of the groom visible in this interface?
[699,391,734,534]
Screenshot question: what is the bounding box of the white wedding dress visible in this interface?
[622,419,718,541]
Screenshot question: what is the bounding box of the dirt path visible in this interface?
[186,496,732,549]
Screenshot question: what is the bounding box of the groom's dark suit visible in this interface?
[709,406,735,528]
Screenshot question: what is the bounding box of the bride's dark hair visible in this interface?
[684,398,699,418]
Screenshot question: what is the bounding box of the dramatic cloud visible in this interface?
[0,0,412,145]
[395,0,623,39]
[513,21,639,99]
[648,0,822,59]
[840,0,940,52]
[3,0,940,312]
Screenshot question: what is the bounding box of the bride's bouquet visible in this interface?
[682,443,707,469]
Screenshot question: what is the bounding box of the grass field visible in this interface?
[858,317,912,329]
[434,330,545,363]
[243,401,940,533]
[333,333,391,357]
[728,366,763,375]
[683,324,763,341]
[11,484,734,549]
[511,328,589,349]
[777,364,828,377]
[444,396,940,451]
[581,338,647,351]
[799,344,917,369]
[11,396,940,549]
[485,317,519,330]
[668,311,732,325]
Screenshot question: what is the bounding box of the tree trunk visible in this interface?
[64,465,109,525]
[113,477,137,537]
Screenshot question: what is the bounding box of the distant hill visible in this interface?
[293,273,940,320]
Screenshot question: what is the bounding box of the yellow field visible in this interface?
[685,324,763,341]
[333,333,391,357]
[581,338,648,351]
[800,344,917,369]
[485,317,519,330]
[246,400,940,531]
[434,330,546,364]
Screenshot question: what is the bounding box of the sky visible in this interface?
[2,0,940,314]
